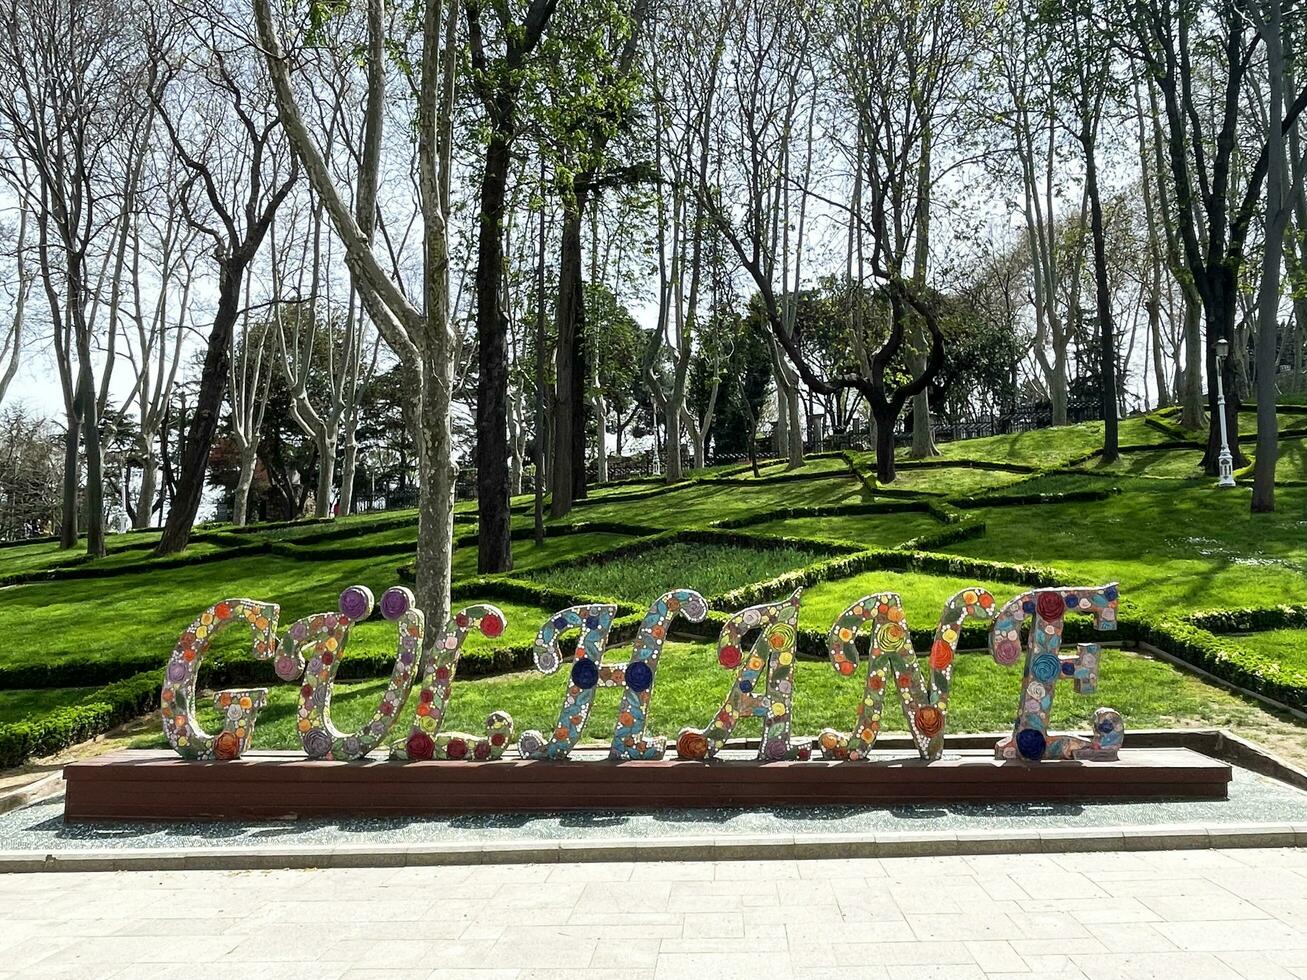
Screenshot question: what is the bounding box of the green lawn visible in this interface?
[556,477,865,527]
[799,569,1021,631]
[1231,629,1307,674]
[139,641,1269,752]
[525,540,835,604]
[940,480,1307,617]
[881,464,1031,496]
[748,511,942,547]
[9,407,1307,766]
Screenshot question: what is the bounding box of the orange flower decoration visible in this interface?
[930,640,954,670]
[213,731,242,760]
[676,730,709,760]
[914,705,943,738]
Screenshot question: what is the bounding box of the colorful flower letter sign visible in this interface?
[162,581,1124,767]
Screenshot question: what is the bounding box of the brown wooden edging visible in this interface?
[62,747,1230,821]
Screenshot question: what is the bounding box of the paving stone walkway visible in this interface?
[2,847,1307,979]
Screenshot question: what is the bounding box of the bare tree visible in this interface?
[150,16,298,552]
[1124,0,1307,474]
[0,210,30,409]
[122,168,195,529]
[255,0,463,627]
[1250,0,1304,511]
[0,0,149,556]
[227,265,275,526]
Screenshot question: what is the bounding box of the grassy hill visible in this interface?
[3,407,1307,769]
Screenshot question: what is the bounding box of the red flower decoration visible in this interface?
[1036,592,1066,622]
[480,614,504,638]
[718,645,742,669]
[406,732,434,761]
[445,737,468,759]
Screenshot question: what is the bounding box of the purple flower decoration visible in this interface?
[303,728,333,758]
[380,587,410,621]
[339,586,373,621]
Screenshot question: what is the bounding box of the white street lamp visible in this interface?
[1214,337,1235,487]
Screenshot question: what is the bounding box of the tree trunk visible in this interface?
[1050,365,1067,426]
[1200,275,1251,474]
[415,357,455,630]
[59,413,78,549]
[908,116,937,458]
[339,419,358,517]
[1180,294,1204,426]
[666,381,685,480]
[473,128,514,572]
[233,446,257,526]
[76,357,106,558]
[1083,133,1117,463]
[156,264,243,554]
[592,389,607,483]
[550,191,589,516]
[786,383,803,468]
[873,412,896,484]
[134,448,156,529]
[314,440,335,519]
[1253,1,1290,512]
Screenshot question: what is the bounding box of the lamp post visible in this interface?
[1214,337,1236,487]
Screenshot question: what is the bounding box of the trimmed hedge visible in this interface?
[949,486,1119,510]
[1184,605,1307,634]
[710,499,936,531]
[899,520,986,552]
[1144,415,1197,441]
[0,670,161,770]
[894,458,1041,475]
[0,540,272,587]
[1131,617,1307,711]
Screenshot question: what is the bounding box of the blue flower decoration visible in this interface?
[1104,585,1118,601]
[738,679,754,694]
[1061,661,1076,676]
[1096,719,1117,735]
[1032,654,1060,683]
[553,616,568,630]
[571,658,600,690]
[1022,600,1036,614]
[585,615,600,629]
[626,661,653,693]
[1016,728,1046,761]
[1065,594,1079,608]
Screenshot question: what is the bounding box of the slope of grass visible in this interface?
[940,480,1307,617]
[525,540,833,605]
[748,511,942,548]
[555,477,865,527]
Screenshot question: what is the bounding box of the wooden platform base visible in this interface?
[61,747,1231,822]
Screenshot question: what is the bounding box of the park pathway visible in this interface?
[2,847,1307,978]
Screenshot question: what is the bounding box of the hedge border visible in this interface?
[0,670,161,770]
[1183,605,1307,634]
[1130,617,1307,711]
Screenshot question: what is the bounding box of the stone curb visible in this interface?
[2,822,1305,874]
[0,772,63,816]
